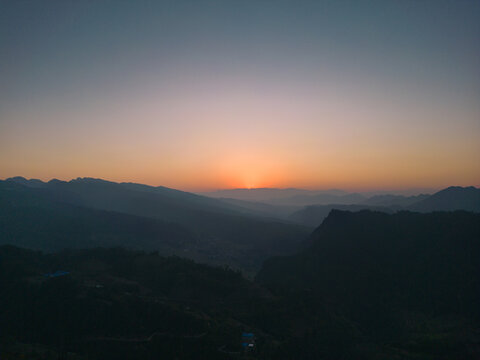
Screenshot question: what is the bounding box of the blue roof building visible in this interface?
[44,270,70,278]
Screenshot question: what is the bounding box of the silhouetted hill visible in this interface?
[288,204,394,226]
[119,181,255,214]
[0,181,195,253]
[1,179,309,272]
[6,177,274,217]
[409,186,480,212]
[6,176,46,188]
[257,210,480,358]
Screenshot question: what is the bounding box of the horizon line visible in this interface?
[4,175,472,195]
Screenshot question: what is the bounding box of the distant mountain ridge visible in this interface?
[268,192,366,206]
[410,186,480,212]
[0,181,195,253]
[200,186,436,206]
[8,176,250,213]
[202,187,434,207]
[12,177,478,213]
[288,186,479,226]
[1,177,309,273]
[6,176,46,188]
[362,193,430,207]
[199,187,348,204]
[5,178,479,228]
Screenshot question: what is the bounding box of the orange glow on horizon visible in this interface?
[1,1,479,196]
[1,69,479,192]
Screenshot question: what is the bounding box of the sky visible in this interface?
[1,0,479,191]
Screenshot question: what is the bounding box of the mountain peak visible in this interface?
[410,186,480,212]
[70,177,116,184]
[6,176,46,188]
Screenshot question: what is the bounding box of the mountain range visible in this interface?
[2,177,479,271]
[0,177,310,273]
[288,186,480,226]
[200,187,435,206]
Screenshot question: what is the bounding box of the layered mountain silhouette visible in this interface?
[201,187,436,207]
[286,186,479,227]
[267,192,366,206]
[0,181,196,252]
[361,193,429,207]
[2,177,478,274]
[201,188,355,206]
[202,186,480,212]
[0,178,309,272]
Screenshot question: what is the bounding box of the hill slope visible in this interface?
[2,209,479,359]
[0,181,196,253]
[0,246,262,359]
[1,179,309,272]
[257,210,480,358]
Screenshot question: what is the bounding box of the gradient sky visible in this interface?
[1,0,479,191]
